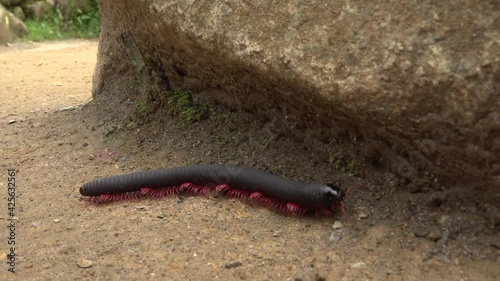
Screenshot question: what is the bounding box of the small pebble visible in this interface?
[136,205,150,210]
[31,221,41,228]
[224,261,242,269]
[77,259,94,268]
[59,105,78,112]
[438,215,449,225]
[329,233,341,243]
[427,229,442,242]
[332,221,343,230]
[157,214,166,219]
[54,219,61,223]
[436,255,451,264]
[8,120,16,124]
[490,240,500,249]
[350,261,366,269]
[413,227,430,238]
[358,212,368,219]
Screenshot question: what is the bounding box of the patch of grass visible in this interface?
[328,139,360,175]
[164,90,205,127]
[215,111,238,126]
[136,97,154,115]
[126,120,137,130]
[207,107,238,135]
[25,7,100,41]
[25,19,63,41]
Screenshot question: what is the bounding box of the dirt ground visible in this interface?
[0,40,498,281]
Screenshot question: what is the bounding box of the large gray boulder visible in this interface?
[0,4,27,44]
[93,1,499,186]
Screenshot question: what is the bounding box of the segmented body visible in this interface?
[80,164,347,216]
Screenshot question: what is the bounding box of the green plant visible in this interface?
[215,111,238,126]
[164,90,205,127]
[136,97,154,115]
[126,120,137,130]
[24,6,101,41]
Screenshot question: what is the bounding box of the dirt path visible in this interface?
[0,40,498,281]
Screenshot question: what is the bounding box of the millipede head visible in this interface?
[323,183,345,202]
[323,184,351,219]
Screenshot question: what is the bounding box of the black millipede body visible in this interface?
[80,164,347,215]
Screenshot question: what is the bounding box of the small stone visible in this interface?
[77,259,94,268]
[413,227,430,238]
[157,214,166,219]
[427,229,442,242]
[6,43,12,47]
[438,215,449,225]
[8,120,16,124]
[436,255,451,263]
[59,105,78,112]
[490,240,500,249]
[332,221,343,229]
[329,233,341,243]
[453,258,460,266]
[53,82,63,86]
[350,261,366,269]
[224,261,242,269]
[136,205,150,210]
[358,212,368,219]
[31,221,41,228]
[54,219,61,223]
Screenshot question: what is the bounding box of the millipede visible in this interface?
[80,164,360,217]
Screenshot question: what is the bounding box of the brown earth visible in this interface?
[0,40,498,280]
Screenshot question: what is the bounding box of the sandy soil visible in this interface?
[0,40,498,281]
